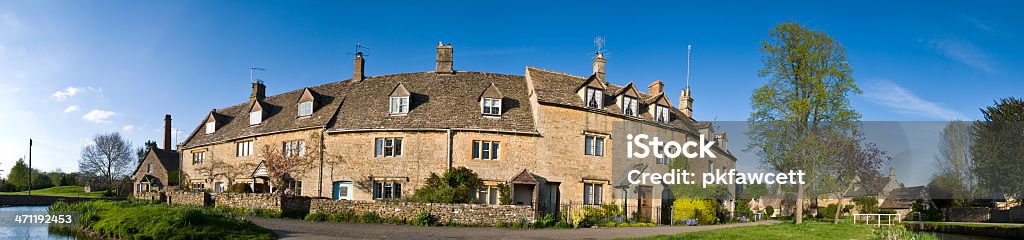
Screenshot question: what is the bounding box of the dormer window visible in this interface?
[298,101,313,117]
[389,83,411,115]
[390,96,409,114]
[655,105,670,123]
[585,88,603,108]
[622,96,638,116]
[482,98,501,116]
[250,111,262,125]
[205,121,215,134]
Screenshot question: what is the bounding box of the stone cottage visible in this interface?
[133,115,181,193]
[176,42,737,223]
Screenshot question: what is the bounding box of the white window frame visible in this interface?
[583,183,603,205]
[236,141,253,157]
[283,141,305,157]
[585,88,603,108]
[373,181,403,200]
[390,96,409,114]
[655,105,670,123]
[250,111,262,125]
[472,140,500,160]
[622,96,638,116]
[584,135,605,156]
[374,137,403,157]
[481,98,502,116]
[298,101,313,117]
[477,185,500,205]
[205,122,215,134]
[192,152,205,165]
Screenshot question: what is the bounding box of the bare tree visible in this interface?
[79,132,136,193]
[258,133,317,194]
[933,120,980,206]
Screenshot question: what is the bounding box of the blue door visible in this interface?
[333,181,353,200]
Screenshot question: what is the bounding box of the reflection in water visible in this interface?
[0,206,75,240]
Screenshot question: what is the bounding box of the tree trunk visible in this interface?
[833,194,843,224]
[795,184,805,224]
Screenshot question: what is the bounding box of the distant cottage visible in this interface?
[162,42,737,222]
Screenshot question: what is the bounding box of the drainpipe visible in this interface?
[446,129,453,169]
[318,127,326,197]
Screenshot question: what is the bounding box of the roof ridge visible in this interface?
[526,66,586,79]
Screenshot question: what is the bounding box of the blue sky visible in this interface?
[0,1,1020,186]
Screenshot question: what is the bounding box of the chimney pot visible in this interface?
[163,114,172,150]
[592,53,606,82]
[679,87,694,118]
[435,42,453,74]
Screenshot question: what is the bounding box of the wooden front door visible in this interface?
[638,186,653,221]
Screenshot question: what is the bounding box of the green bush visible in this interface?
[568,204,622,228]
[413,210,435,226]
[328,211,358,222]
[765,205,775,218]
[359,213,383,223]
[413,167,483,203]
[673,198,719,225]
[820,204,840,219]
[305,212,327,222]
[853,196,879,213]
[226,183,253,193]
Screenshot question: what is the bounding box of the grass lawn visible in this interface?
[627,221,877,240]
[0,186,106,198]
[50,200,276,240]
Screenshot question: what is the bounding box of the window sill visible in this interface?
[389,113,408,116]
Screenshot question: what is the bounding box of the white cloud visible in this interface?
[52,86,82,101]
[63,105,80,113]
[927,38,995,73]
[964,16,992,32]
[82,109,116,123]
[122,125,136,132]
[863,80,966,120]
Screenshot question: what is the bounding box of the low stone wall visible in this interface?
[166,191,211,206]
[991,207,1024,223]
[945,207,990,222]
[134,192,164,202]
[310,199,534,225]
[215,193,310,216]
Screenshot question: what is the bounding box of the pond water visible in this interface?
[929,232,1009,240]
[0,206,76,239]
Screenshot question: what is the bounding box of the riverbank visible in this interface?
[50,200,276,239]
[0,186,105,198]
[903,221,1024,239]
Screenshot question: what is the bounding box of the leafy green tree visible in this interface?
[971,97,1024,201]
[8,159,30,191]
[748,21,861,224]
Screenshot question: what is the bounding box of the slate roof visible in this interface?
[133,148,180,176]
[181,81,348,149]
[880,186,927,209]
[846,177,893,197]
[526,66,699,133]
[181,71,537,149]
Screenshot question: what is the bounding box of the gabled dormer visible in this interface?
[479,83,504,117]
[389,82,410,115]
[576,75,606,109]
[203,110,219,134]
[613,82,642,117]
[297,88,317,118]
[646,93,673,124]
[249,100,265,125]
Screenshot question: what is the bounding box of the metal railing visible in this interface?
[852,213,902,226]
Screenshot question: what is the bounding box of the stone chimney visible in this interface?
[592,52,606,82]
[713,132,727,150]
[435,42,453,74]
[163,114,172,150]
[648,80,664,95]
[250,81,266,102]
[353,52,365,82]
[679,87,694,118]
